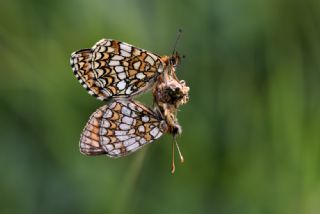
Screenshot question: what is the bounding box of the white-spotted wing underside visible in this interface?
[80,100,165,157]
[70,39,166,100]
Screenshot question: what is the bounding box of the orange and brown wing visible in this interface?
[70,39,167,100]
[80,100,167,157]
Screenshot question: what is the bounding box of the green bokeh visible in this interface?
[1,0,320,213]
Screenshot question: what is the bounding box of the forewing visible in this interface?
[80,100,166,157]
[70,39,166,100]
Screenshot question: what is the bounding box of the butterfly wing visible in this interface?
[80,100,167,157]
[78,105,108,156]
[70,39,167,100]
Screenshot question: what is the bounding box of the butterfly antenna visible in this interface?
[171,138,176,174]
[171,137,184,174]
[175,138,184,163]
[172,29,182,56]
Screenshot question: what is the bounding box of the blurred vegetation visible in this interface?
[1,0,320,213]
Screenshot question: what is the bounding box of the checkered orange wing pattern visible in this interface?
[70,39,166,100]
[80,100,166,157]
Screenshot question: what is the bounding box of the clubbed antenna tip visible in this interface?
[171,137,184,174]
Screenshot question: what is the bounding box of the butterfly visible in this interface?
[70,38,169,101]
[70,33,189,173]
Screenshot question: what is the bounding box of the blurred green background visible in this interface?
[1,0,320,213]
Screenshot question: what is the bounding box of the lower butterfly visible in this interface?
[80,67,189,173]
[80,99,166,157]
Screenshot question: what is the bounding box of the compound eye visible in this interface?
[170,55,180,67]
[170,57,176,66]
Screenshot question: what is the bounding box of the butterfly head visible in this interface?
[169,52,181,68]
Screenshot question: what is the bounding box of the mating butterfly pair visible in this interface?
[70,37,189,173]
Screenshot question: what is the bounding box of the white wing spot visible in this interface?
[133,61,141,70]
[101,120,110,128]
[126,142,139,151]
[150,127,159,137]
[93,62,100,69]
[107,47,115,52]
[149,53,158,61]
[117,135,130,141]
[140,138,147,144]
[104,144,113,152]
[109,149,120,155]
[120,43,132,52]
[115,66,124,73]
[145,56,154,65]
[104,109,113,118]
[117,80,126,90]
[128,102,136,111]
[81,143,90,149]
[100,128,107,135]
[118,72,126,80]
[142,116,149,122]
[119,123,130,130]
[112,55,124,60]
[155,131,162,139]
[138,125,145,132]
[121,106,131,116]
[82,130,90,137]
[136,73,145,79]
[109,60,120,66]
[109,102,117,109]
[133,49,141,56]
[115,130,127,135]
[121,50,131,57]
[95,52,103,60]
[131,111,137,118]
[122,116,134,125]
[98,45,107,52]
[157,63,164,73]
[105,40,111,46]
[96,68,104,77]
[125,85,134,95]
[124,138,136,147]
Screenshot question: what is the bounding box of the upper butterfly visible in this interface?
[70,39,178,100]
